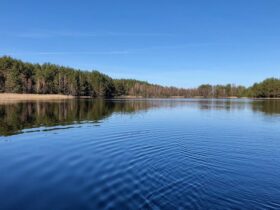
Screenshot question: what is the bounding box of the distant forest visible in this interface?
[0,56,279,98]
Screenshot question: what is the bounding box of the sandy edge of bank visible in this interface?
[0,93,75,102]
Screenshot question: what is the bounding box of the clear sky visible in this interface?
[0,0,279,88]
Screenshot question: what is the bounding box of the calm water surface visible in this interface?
[0,99,280,210]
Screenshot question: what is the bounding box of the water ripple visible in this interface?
[1,99,280,209]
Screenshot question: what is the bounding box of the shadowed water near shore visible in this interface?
[0,99,165,136]
[0,99,280,209]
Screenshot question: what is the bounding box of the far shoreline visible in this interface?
[1,93,280,103]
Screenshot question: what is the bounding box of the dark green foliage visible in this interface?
[248,78,280,98]
[0,72,5,92]
[198,84,213,97]
[0,56,115,97]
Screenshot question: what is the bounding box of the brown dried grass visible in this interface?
[0,93,74,103]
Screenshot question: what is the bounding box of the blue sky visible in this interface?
[0,0,279,87]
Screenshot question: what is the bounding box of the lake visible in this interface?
[0,99,280,209]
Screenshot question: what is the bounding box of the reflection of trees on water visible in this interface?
[197,100,250,111]
[0,99,279,136]
[0,100,157,136]
[195,99,280,115]
[251,100,280,115]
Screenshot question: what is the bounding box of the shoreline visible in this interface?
[1,93,280,102]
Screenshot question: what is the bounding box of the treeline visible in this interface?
[0,56,115,97]
[196,84,247,98]
[0,56,279,98]
[114,79,198,97]
[248,78,280,98]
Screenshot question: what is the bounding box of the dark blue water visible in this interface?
[0,99,280,209]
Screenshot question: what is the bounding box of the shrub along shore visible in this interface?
[0,56,280,99]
